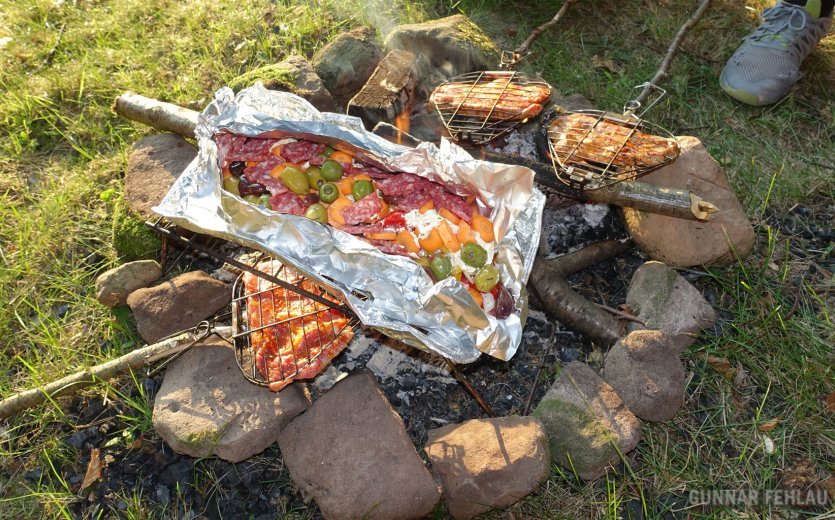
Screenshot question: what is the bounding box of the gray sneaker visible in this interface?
[720,1,832,106]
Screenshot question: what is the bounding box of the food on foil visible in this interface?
[429,75,551,122]
[243,259,354,392]
[218,132,514,318]
[548,113,679,169]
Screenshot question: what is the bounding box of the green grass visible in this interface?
[1,0,833,517]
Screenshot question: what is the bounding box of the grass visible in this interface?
[1,0,833,517]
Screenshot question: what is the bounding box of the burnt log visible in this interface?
[347,49,418,131]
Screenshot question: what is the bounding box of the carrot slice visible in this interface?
[271,144,283,157]
[419,228,444,253]
[471,210,495,243]
[366,232,398,241]
[397,231,420,253]
[438,208,460,225]
[222,168,232,180]
[352,174,372,182]
[376,198,390,219]
[468,286,483,307]
[437,221,460,253]
[457,221,476,244]
[337,176,355,196]
[330,151,353,164]
[327,197,352,228]
[419,200,434,214]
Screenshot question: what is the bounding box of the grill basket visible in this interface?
[432,71,552,145]
[231,258,357,389]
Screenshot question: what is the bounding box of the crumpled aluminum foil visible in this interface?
[154,84,545,363]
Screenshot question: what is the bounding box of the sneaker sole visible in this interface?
[719,80,770,106]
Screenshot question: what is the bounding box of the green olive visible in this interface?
[430,255,452,280]
[474,265,500,292]
[223,176,241,196]
[243,194,262,206]
[320,159,344,181]
[460,242,487,268]
[320,146,334,157]
[305,203,328,224]
[280,166,309,195]
[319,182,339,204]
[414,257,432,268]
[257,194,271,208]
[352,179,374,201]
[306,166,325,189]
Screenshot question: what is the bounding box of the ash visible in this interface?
[540,202,626,258]
[486,128,540,161]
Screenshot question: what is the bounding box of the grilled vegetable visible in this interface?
[223,176,240,195]
[430,255,452,280]
[228,161,246,177]
[280,166,310,195]
[305,203,328,224]
[474,265,499,292]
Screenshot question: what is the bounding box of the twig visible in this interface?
[0,326,231,420]
[522,329,556,416]
[634,0,712,107]
[514,0,579,60]
[593,303,647,326]
[44,22,66,66]
[445,359,494,417]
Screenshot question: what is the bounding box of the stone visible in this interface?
[384,15,501,80]
[347,50,418,131]
[312,26,383,105]
[278,371,440,519]
[125,134,197,219]
[424,416,550,519]
[94,260,162,307]
[626,261,717,352]
[622,136,756,267]
[229,55,336,112]
[603,330,685,422]
[533,361,641,480]
[153,338,310,462]
[126,270,231,344]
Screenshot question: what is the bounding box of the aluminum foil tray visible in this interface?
[154,84,545,363]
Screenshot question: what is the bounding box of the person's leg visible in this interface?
[720,0,832,106]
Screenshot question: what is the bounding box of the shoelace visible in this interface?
[744,4,826,60]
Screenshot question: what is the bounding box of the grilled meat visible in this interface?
[430,75,551,122]
[548,113,679,170]
[243,260,354,392]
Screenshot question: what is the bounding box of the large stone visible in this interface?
[229,55,335,111]
[127,270,231,344]
[384,15,500,79]
[626,261,717,352]
[95,260,162,307]
[622,136,756,267]
[425,416,550,519]
[312,26,383,105]
[125,134,197,219]
[153,339,310,462]
[603,330,685,422]
[533,362,641,480]
[347,49,418,131]
[278,371,440,520]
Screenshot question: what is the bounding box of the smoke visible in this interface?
[325,0,405,37]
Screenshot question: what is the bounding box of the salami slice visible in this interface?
[307,155,326,167]
[226,136,276,161]
[280,141,326,164]
[341,192,383,225]
[367,239,407,256]
[269,192,307,215]
[243,155,287,196]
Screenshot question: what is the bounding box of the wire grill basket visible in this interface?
[547,110,679,191]
[232,258,356,391]
[432,71,552,145]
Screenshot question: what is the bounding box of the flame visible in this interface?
[394,104,410,145]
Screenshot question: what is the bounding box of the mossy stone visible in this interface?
[111,198,160,261]
[533,399,620,476]
[228,64,298,93]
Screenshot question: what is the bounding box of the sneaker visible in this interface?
[720,1,832,106]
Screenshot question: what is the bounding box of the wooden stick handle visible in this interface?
[0,327,231,419]
[113,92,199,139]
[634,0,712,106]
